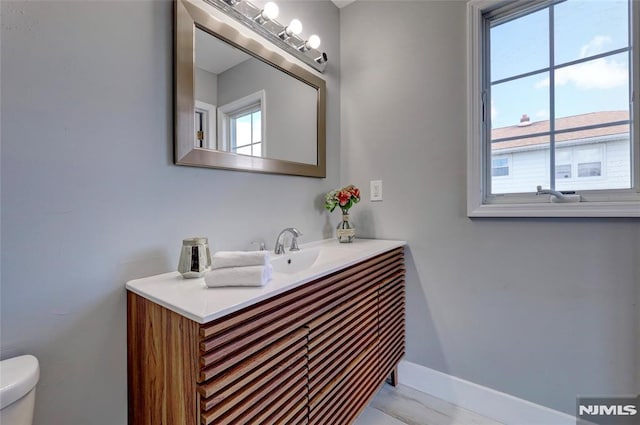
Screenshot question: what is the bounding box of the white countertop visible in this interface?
[125,238,406,323]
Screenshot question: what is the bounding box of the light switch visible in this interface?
[370,180,383,201]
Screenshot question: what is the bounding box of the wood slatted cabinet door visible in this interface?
[198,326,309,425]
[378,249,406,384]
[306,248,405,425]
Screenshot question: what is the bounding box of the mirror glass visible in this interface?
[195,28,318,165]
[175,0,326,177]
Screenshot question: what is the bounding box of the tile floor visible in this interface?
[354,384,504,425]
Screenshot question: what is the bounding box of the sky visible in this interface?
[490,0,630,130]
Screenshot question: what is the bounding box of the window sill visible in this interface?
[468,200,640,218]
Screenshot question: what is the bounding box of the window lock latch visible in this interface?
[536,186,582,203]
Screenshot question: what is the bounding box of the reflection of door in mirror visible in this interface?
[195,100,217,149]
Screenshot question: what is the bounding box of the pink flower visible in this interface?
[338,190,351,206]
[350,187,360,200]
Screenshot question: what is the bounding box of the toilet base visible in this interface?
[0,388,35,425]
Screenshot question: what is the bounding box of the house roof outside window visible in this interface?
[491,110,629,152]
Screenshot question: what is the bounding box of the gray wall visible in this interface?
[0,1,340,424]
[217,57,317,164]
[340,1,639,416]
[195,67,218,106]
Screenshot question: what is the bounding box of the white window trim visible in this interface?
[466,0,640,218]
[217,90,267,155]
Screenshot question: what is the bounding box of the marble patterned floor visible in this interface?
[354,384,504,425]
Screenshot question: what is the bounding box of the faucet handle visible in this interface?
[290,237,300,252]
[251,240,267,251]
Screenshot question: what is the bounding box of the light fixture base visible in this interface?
[202,0,327,73]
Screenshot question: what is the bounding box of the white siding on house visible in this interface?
[492,138,631,194]
[492,148,548,194]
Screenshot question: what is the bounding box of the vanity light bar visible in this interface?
[204,0,328,72]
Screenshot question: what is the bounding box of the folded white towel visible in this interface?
[211,250,270,270]
[204,264,273,287]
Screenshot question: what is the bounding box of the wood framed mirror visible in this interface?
[175,0,326,177]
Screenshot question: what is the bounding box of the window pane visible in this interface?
[252,111,262,144]
[235,145,252,156]
[253,142,262,157]
[555,133,631,191]
[492,167,509,177]
[555,164,572,180]
[578,162,602,177]
[554,0,628,65]
[556,148,572,165]
[491,157,509,177]
[575,146,601,163]
[491,73,550,131]
[554,53,629,120]
[554,148,572,180]
[490,8,548,81]
[491,142,550,194]
[491,75,550,195]
[235,114,252,147]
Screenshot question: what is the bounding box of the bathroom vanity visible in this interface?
[126,239,406,425]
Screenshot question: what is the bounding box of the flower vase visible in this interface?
[336,209,355,243]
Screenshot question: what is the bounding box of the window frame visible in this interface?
[467,0,640,217]
[218,90,267,157]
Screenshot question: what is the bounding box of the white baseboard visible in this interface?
[397,360,577,425]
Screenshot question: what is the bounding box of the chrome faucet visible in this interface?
[274,227,302,255]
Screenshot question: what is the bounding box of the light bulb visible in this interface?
[287,19,303,36]
[307,34,321,50]
[261,2,279,20]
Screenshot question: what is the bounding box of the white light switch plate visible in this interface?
[370,180,383,201]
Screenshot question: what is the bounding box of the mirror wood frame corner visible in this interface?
[174,0,327,178]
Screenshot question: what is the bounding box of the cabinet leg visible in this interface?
[386,366,398,387]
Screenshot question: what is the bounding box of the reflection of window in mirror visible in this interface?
[218,90,266,158]
[194,100,217,149]
[230,106,262,157]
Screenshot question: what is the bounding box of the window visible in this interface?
[467,0,640,217]
[492,157,510,177]
[555,149,572,179]
[230,106,262,157]
[555,164,571,180]
[218,90,266,158]
[576,146,603,178]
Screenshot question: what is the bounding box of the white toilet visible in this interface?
[0,355,39,425]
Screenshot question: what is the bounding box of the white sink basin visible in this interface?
[271,246,321,274]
